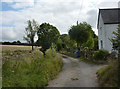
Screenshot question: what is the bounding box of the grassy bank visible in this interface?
[2,49,63,87]
[96,60,118,87]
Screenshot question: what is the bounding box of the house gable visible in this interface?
[97,8,120,29]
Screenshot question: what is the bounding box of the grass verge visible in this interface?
[96,60,118,87]
[2,49,63,87]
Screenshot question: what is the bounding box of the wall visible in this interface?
[98,13,105,50]
[98,13,118,53]
[104,24,118,53]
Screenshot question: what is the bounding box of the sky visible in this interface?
[0,0,120,42]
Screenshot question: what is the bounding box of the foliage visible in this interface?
[93,50,109,60]
[64,35,76,49]
[37,23,60,56]
[82,27,98,50]
[111,24,120,51]
[93,37,98,50]
[59,34,76,50]
[23,19,39,50]
[68,22,91,48]
[2,49,63,87]
[97,60,118,87]
[56,38,63,51]
[82,36,94,50]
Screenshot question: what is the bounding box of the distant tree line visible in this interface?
[1,40,33,46]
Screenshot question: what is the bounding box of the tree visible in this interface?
[37,23,60,57]
[111,24,120,51]
[68,22,91,48]
[111,24,120,86]
[82,28,98,50]
[23,19,38,50]
[56,38,63,51]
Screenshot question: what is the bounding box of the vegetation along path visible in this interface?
[47,55,105,87]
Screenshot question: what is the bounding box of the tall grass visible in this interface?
[96,60,118,87]
[2,49,63,87]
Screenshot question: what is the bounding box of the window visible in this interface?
[101,40,103,49]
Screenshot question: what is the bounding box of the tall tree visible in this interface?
[68,22,91,48]
[23,19,38,50]
[37,23,60,57]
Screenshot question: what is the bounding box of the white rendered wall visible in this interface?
[98,13,118,53]
[104,24,118,53]
[98,13,105,50]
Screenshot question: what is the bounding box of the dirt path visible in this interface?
[47,55,105,87]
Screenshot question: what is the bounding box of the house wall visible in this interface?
[98,14,105,50]
[98,13,118,53]
[104,24,118,53]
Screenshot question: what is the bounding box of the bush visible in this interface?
[93,50,109,60]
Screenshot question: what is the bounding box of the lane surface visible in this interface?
[47,55,104,87]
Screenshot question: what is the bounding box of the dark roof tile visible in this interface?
[97,8,120,28]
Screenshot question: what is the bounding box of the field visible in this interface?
[1,45,63,87]
[1,45,34,51]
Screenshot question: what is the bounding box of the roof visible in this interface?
[97,8,120,29]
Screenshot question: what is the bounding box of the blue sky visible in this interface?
[0,0,119,42]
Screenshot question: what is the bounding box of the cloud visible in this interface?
[11,2,34,9]
[1,0,119,42]
[1,27,17,41]
[1,0,34,9]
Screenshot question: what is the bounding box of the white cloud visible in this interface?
[11,2,34,9]
[1,0,34,2]
[1,27,17,41]
[1,0,119,42]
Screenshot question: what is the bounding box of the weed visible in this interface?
[2,49,63,87]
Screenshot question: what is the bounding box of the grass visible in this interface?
[96,60,118,87]
[2,50,32,57]
[60,50,105,65]
[2,48,63,87]
[71,78,79,80]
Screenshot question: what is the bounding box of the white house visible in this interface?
[97,8,120,53]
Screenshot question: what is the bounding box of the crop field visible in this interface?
[1,45,34,51]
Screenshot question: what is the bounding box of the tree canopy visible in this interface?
[37,23,60,56]
[23,19,38,50]
[68,22,91,48]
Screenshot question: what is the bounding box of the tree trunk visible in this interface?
[32,45,34,50]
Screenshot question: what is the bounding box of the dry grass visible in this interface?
[0,45,41,51]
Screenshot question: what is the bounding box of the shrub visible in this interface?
[93,50,109,60]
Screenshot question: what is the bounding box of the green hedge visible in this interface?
[93,50,109,60]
